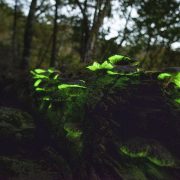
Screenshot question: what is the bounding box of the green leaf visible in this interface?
[35,87,45,91]
[64,123,82,139]
[101,61,114,69]
[53,74,59,80]
[108,55,130,64]
[157,73,172,80]
[43,96,50,101]
[107,70,120,75]
[34,69,46,74]
[48,68,55,73]
[58,84,86,90]
[33,74,48,79]
[34,79,42,87]
[174,98,180,104]
[30,70,36,75]
[87,61,113,71]
[173,73,180,88]
[87,61,101,71]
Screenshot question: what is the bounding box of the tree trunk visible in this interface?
[83,0,111,63]
[21,0,37,69]
[50,0,60,67]
[12,0,18,63]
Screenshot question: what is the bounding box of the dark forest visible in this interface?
[0,0,180,179]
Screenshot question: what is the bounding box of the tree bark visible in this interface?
[83,0,111,63]
[118,7,132,48]
[12,0,18,63]
[50,0,60,67]
[21,0,37,69]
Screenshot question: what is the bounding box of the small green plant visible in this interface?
[158,72,180,88]
[31,68,87,148]
[31,68,86,110]
[158,72,180,105]
[87,54,138,75]
[108,54,131,65]
[87,61,113,71]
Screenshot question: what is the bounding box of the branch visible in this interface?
[118,6,133,47]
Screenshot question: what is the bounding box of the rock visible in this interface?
[0,156,61,179]
[0,107,35,143]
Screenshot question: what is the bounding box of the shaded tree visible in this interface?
[21,0,37,69]
[50,0,61,67]
[74,0,112,63]
[132,0,180,68]
[12,0,19,63]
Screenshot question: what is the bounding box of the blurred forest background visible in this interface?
[0,1,180,179]
[0,0,179,77]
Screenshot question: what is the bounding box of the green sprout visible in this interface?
[87,61,113,71]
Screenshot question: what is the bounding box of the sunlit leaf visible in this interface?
[34,79,42,87]
[48,104,52,109]
[43,96,50,101]
[30,70,36,75]
[101,61,114,69]
[108,54,131,65]
[108,55,125,64]
[48,68,54,73]
[173,73,180,88]
[34,69,46,74]
[35,87,45,91]
[87,61,101,71]
[158,73,172,80]
[53,74,59,80]
[33,74,48,79]
[107,70,120,75]
[174,98,180,104]
[87,61,113,71]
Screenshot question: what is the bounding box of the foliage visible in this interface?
[158,72,180,105]
[31,67,87,155]
[29,55,180,179]
[108,54,131,65]
[87,61,113,71]
[87,54,138,74]
[120,138,176,167]
[158,72,180,88]
[31,68,86,110]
